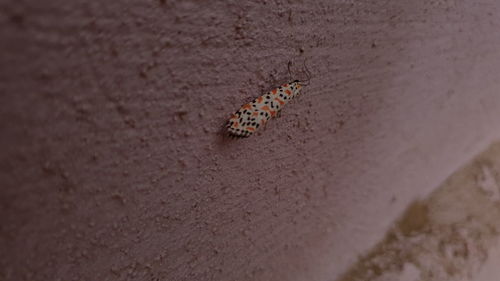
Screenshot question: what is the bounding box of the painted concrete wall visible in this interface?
[1,0,500,280]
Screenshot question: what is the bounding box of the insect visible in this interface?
[226,61,310,138]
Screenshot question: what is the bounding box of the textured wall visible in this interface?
[1,1,500,280]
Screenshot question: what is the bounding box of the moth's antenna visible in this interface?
[288,59,311,85]
[301,59,311,86]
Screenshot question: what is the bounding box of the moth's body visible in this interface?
[227,80,303,138]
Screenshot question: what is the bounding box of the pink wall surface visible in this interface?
[1,0,500,280]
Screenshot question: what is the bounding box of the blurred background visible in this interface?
[1,1,500,280]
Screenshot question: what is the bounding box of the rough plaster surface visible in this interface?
[1,1,500,281]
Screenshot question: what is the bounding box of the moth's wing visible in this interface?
[227,94,272,137]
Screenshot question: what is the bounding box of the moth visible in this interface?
[226,61,310,138]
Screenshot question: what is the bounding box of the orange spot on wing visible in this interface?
[252,112,258,116]
[272,89,278,95]
[275,98,285,105]
[247,127,255,132]
[283,84,289,87]
[257,96,263,103]
[261,106,270,111]
[231,114,238,119]
[233,122,239,128]
[242,104,252,110]
[285,90,292,96]
[270,111,276,117]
